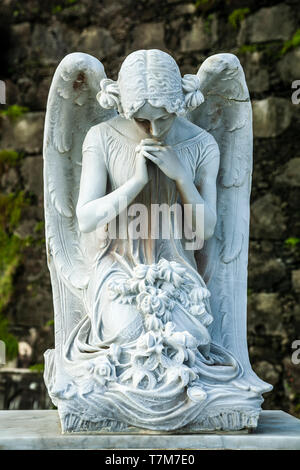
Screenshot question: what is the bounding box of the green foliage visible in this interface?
[46,319,54,327]
[228,8,250,29]
[29,363,44,373]
[34,221,45,234]
[0,191,30,360]
[238,44,258,54]
[0,150,23,170]
[0,231,22,312]
[0,105,29,120]
[294,395,300,417]
[285,237,300,247]
[0,191,29,231]
[195,0,211,8]
[0,315,18,361]
[52,0,77,13]
[52,5,63,14]
[281,29,300,55]
[204,14,214,33]
[0,150,23,166]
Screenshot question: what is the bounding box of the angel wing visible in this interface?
[189,53,272,393]
[43,52,116,358]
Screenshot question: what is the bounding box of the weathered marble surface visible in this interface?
[0,410,299,450]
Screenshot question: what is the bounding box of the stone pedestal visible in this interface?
[0,410,299,450]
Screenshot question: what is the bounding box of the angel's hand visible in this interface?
[134,144,149,186]
[138,138,190,184]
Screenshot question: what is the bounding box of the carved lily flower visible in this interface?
[107,278,131,299]
[133,264,158,285]
[159,281,176,295]
[144,314,163,331]
[166,365,197,387]
[174,289,190,308]
[164,322,199,367]
[55,381,78,399]
[136,331,163,355]
[190,305,213,326]
[108,343,122,365]
[190,304,206,316]
[127,277,142,293]
[189,286,210,303]
[133,330,166,376]
[119,365,156,390]
[157,258,187,287]
[164,322,198,350]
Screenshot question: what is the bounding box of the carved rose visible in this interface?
[136,287,169,317]
[93,358,117,386]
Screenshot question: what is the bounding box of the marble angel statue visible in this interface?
[43,49,272,433]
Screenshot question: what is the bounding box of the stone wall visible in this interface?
[0,0,299,416]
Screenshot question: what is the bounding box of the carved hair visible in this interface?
[97,50,204,119]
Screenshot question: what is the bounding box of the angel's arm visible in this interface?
[76,126,147,233]
[176,144,220,241]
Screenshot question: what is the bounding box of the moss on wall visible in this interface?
[0,105,29,120]
[281,29,300,55]
[228,7,250,29]
[0,191,30,360]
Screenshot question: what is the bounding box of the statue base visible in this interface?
[0,410,299,449]
[59,409,259,434]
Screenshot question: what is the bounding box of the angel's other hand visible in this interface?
[139,140,190,183]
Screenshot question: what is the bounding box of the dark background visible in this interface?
[0,0,299,416]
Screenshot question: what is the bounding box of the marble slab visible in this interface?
[0,410,299,450]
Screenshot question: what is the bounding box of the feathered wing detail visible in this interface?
[43,53,116,357]
[189,53,272,393]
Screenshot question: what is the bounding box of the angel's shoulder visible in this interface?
[173,117,218,150]
[83,119,115,149]
[176,118,218,146]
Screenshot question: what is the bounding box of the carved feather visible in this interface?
[43,52,116,331]
[190,53,258,383]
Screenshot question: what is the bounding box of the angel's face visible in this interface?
[132,102,176,140]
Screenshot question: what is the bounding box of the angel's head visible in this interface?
[97,50,204,138]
